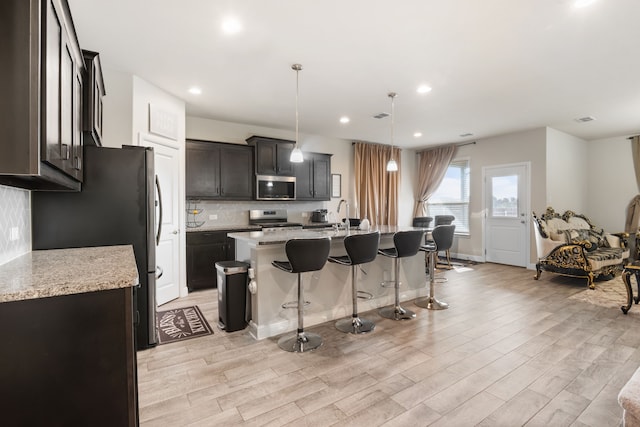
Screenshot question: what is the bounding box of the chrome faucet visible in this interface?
[337,199,350,232]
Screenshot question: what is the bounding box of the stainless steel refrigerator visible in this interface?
[32,145,159,350]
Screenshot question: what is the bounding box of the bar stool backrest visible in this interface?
[344,232,380,265]
[285,237,331,273]
[412,216,433,228]
[434,215,455,226]
[432,224,455,251]
[394,230,425,258]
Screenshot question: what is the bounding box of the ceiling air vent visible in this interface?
[575,116,596,123]
[373,112,389,119]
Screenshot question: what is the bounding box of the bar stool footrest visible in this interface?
[357,290,374,300]
[380,280,402,288]
[281,300,310,309]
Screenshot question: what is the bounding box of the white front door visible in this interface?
[140,133,181,305]
[484,163,529,267]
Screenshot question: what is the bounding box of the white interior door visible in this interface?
[140,133,181,305]
[484,163,529,267]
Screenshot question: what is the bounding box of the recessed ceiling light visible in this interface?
[417,85,432,94]
[574,0,597,8]
[188,86,202,95]
[221,17,242,35]
[339,116,350,124]
[413,132,422,138]
[460,133,474,137]
[575,116,596,122]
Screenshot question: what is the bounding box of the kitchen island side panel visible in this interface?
[231,229,427,340]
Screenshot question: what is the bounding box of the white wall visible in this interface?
[454,127,547,264]
[546,127,588,213]
[101,67,133,148]
[587,136,637,232]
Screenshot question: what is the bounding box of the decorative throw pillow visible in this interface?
[566,229,603,251]
[549,230,565,241]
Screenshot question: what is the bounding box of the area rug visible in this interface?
[156,305,213,345]
[568,277,635,313]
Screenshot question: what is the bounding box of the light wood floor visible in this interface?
[137,262,640,426]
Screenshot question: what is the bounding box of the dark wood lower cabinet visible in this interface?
[187,230,238,291]
[0,287,137,426]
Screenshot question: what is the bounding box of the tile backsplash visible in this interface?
[186,200,330,229]
[0,185,31,265]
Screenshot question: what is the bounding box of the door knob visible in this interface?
[172,229,180,234]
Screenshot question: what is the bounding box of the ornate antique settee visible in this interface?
[532,207,629,289]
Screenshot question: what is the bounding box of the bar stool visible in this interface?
[328,231,380,334]
[377,230,425,320]
[416,225,454,310]
[432,215,455,267]
[272,237,331,352]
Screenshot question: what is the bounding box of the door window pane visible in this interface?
[491,175,518,217]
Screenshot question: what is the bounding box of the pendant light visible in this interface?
[290,64,304,163]
[386,92,398,172]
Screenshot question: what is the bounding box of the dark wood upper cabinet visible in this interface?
[186,140,253,200]
[246,135,295,176]
[294,152,332,201]
[82,50,105,147]
[0,0,84,191]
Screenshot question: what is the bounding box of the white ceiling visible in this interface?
[68,0,640,149]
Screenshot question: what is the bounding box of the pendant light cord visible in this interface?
[390,92,395,159]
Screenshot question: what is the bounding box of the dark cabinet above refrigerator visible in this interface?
[0,0,86,191]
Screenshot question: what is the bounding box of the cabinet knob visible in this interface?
[172,229,180,235]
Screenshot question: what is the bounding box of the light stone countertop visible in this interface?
[186,225,261,233]
[0,245,139,303]
[228,225,426,245]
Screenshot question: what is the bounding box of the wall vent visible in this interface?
[575,116,596,123]
[373,112,389,119]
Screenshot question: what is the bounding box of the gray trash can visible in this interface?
[215,261,249,332]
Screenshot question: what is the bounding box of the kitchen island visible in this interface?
[228,226,428,340]
[0,245,139,426]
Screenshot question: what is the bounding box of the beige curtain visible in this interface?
[413,145,457,217]
[354,142,400,226]
[626,136,640,234]
[633,136,640,191]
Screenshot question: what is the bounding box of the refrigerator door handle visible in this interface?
[155,175,163,246]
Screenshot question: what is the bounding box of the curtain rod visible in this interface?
[416,140,476,154]
[352,140,477,149]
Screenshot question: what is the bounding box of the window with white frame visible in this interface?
[426,158,470,234]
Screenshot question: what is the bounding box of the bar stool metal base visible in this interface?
[379,305,416,320]
[336,316,375,334]
[277,331,322,353]
[415,296,449,310]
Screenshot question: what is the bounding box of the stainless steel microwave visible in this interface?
[256,175,296,200]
